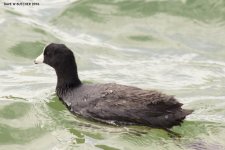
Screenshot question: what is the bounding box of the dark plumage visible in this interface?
[34,43,193,130]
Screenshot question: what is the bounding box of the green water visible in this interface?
[1,0,225,149]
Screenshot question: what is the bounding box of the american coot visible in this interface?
[34,43,193,130]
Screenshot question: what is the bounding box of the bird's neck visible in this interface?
[55,63,81,96]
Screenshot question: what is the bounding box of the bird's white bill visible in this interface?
[34,52,44,64]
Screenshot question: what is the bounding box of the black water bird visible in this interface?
[34,43,193,131]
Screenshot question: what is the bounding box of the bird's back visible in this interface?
[60,83,192,128]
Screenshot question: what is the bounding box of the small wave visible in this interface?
[189,114,225,123]
[17,17,141,52]
[0,18,5,24]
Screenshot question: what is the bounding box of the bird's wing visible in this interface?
[86,84,183,126]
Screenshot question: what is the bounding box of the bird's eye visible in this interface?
[44,51,49,56]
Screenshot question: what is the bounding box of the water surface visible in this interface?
[1,0,225,149]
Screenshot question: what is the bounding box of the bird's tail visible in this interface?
[146,109,193,129]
